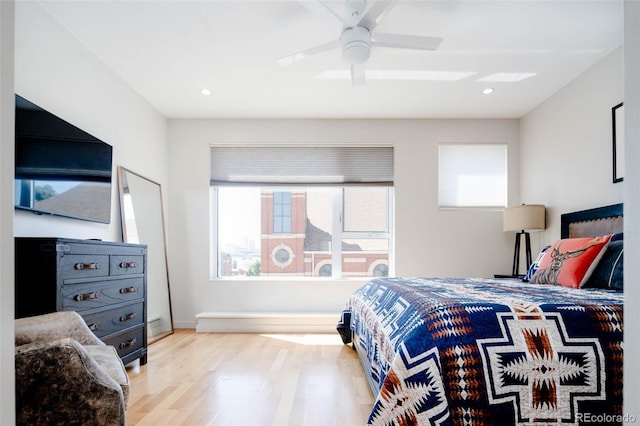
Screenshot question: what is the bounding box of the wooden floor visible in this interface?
[125,329,374,426]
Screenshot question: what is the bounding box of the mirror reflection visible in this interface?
[118,167,173,343]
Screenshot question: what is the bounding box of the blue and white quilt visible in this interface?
[341,277,623,426]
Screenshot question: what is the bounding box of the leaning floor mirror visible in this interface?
[118,167,174,343]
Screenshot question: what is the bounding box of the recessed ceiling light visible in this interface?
[314,70,476,81]
[482,88,494,95]
[200,89,211,96]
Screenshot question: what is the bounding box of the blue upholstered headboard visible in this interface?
[561,203,623,239]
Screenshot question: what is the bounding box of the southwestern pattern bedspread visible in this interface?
[340,277,623,426]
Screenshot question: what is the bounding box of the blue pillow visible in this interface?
[524,245,551,282]
[583,240,623,290]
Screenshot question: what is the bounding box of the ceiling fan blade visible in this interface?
[358,0,398,31]
[371,33,443,51]
[351,64,366,86]
[297,0,346,30]
[277,40,340,66]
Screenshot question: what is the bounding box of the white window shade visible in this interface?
[211,146,393,186]
[438,144,507,208]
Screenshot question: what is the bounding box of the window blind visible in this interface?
[210,146,393,186]
[438,143,507,208]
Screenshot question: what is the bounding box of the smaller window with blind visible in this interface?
[438,143,507,208]
[211,145,394,279]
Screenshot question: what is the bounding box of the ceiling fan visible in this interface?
[278,0,444,86]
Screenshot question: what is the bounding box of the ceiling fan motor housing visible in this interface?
[341,26,371,65]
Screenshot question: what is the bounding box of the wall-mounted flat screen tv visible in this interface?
[14,94,113,223]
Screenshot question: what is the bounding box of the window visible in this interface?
[214,186,393,278]
[273,191,291,233]
[211,146,394,279]
[438,143,507,208]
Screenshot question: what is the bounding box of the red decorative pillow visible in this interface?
[529,235,612,288]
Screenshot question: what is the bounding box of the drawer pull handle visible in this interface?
[75,262,100,270]
[119,287,138,294]
[119,262,138,269]
[74,292,100,302]
[119,338,137,350]
[119,313,137,322]
[88,323,101,331]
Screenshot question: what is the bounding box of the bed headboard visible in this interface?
[561,203,623,238]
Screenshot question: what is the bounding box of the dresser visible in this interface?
[15,237,148,365]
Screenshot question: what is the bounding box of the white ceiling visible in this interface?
[36,0,624,119]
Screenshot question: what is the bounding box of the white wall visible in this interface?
[167,118,519,327]
[520,47,624,248]
[13,1,169,241]
[0,1,15,423]
[623,0,640,418]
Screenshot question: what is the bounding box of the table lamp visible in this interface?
[503,204,546,276]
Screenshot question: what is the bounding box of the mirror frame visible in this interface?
[117,166,174,343]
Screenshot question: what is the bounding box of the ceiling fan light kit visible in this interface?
[341,26,371,65]
[281,0,444,86]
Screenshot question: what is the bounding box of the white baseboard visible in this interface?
[195,312,339,333]
[173,320,197,329]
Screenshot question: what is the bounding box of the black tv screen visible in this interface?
[14,94,113,223]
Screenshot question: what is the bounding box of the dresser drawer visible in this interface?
[62,255,110,279]
[110,255,144,276]
[103,325,144,359]
[61,278,144,311]
[82,302,144,338]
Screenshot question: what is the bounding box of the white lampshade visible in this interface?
[503,204,546,232]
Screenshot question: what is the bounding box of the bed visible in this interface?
[337,204,623,426]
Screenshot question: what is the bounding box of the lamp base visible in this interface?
[511,231,532,277]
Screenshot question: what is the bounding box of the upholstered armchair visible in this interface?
[15,311,130,426]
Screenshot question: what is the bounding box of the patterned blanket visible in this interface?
[341,277,623,426]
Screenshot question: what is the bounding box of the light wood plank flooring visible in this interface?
[125,329,374,426]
